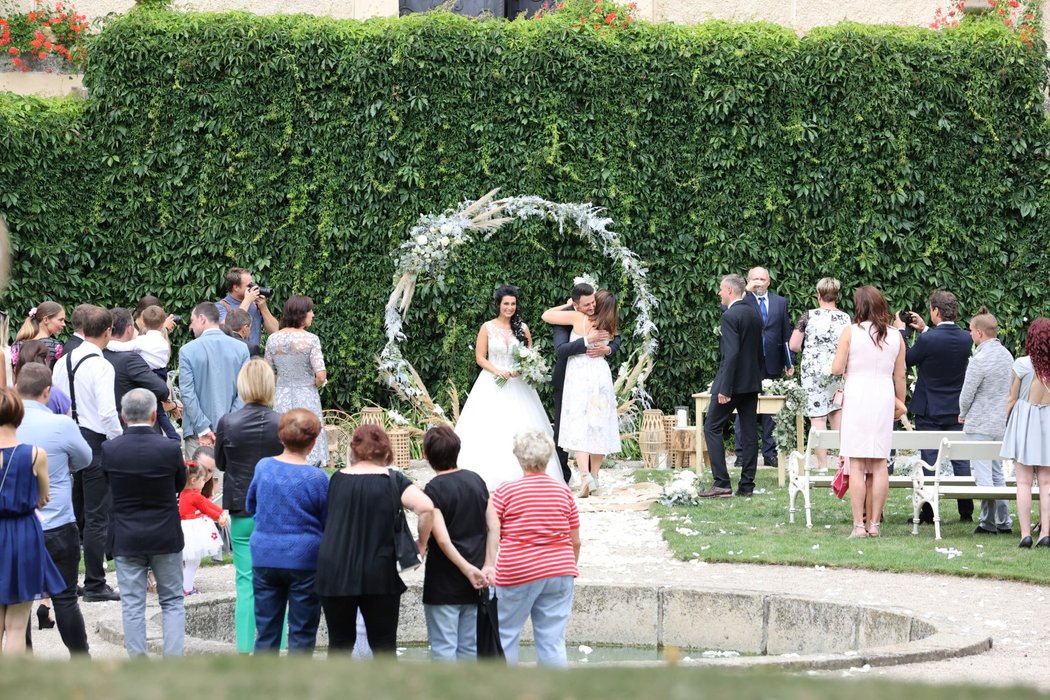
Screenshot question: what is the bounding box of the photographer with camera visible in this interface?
[894,290,975,523]
[216,268,278,348]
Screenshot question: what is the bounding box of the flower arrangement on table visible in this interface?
[761,377,807,457]
[495,343,552,388]
[0,0,89,72]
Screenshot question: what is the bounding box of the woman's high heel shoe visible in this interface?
[37,603,55,630]
[849,524,868,539]
[1019,536,1033,549]
[867,522,881,538]
[1036,536,1050,548]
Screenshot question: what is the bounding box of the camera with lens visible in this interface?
[897,310,918,325]
[249,283,274,299]
[171,315,182,323]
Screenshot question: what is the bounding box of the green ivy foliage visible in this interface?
[1,10,1048,411]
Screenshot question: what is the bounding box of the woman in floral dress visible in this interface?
[789,277,850,471]
[265,296,328,466]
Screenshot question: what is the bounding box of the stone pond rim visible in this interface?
[96,582,992,669]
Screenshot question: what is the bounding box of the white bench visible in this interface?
[787,429,959,528]
[912,439,1034,540]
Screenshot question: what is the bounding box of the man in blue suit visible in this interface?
[896,290,974,522]
[736,266,794,468]
[179,302,250,457]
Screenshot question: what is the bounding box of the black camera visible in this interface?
[172,315,182,323]
[249,283,274,299]
[897,310,918,325]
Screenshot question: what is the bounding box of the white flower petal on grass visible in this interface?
[578,645,593,655]
[812,544,820,550]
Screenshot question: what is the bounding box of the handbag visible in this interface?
[831,457,849,499]
[387,468,422,572]
[832,389,844,408]
[476,588,505,659]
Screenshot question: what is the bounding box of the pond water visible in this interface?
[393,644,750,663]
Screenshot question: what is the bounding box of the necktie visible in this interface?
[759,297,768,325]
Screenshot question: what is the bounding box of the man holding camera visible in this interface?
[215,267,278,347]
[895,290,974,523]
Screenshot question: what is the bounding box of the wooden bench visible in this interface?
[912,439,1035,540]
[787,429,959,528]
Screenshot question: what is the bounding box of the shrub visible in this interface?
[1,10,1048,411]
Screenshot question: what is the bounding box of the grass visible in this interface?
[1,656,1047,700]
[634,468,1050,584]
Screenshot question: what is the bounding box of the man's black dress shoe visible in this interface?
[83,586,120,602]
[997,527,1013,534]
[973,526,997,535]
[735,490,754,498]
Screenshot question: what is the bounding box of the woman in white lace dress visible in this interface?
[542,290,621,497]
[454,286,561,490]
[265,296,328,466]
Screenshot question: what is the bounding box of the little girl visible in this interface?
[180,462,230,595]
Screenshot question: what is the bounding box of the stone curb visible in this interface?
[95,583,992,669]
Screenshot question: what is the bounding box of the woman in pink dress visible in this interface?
[831,286,906,538]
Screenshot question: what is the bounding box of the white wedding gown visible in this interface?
[454,321,562,490]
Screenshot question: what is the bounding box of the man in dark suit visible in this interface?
[104,308,174,433]
[551,282,622,483]
[737,266,794,468]
[103,388,186,657]
[700,274,765,497]
[61,304,91,356]
[897,290,974,522]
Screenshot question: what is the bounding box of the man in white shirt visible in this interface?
[53,304,122,602]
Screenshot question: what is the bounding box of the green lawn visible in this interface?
[636,468,1049,584]
[1,656,1047,700]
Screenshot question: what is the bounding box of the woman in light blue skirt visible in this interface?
[1001,318,1050,549]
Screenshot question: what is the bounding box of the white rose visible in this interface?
[762,379,774,390]
[519,347,532,358]
[439,223,453,235]
[439,236,450,246]
[416,235,428,245]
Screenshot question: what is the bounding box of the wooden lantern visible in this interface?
[360,407,385,426]
[389,428,411,469]
[662,416,677,467]
[639,409,666,468]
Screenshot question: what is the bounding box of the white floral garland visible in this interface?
[378,189,659,426]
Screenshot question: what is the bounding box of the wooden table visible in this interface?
[692,392,805,487]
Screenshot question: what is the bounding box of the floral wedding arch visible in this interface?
[378,189,659,427]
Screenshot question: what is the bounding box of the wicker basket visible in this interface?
[389,428,411,469]
[639,409,666,468]
[360,407,385,426]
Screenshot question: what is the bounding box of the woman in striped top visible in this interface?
[481,429,580,667]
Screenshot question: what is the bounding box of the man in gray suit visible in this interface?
[959,307,1015,535]
[179,302,249,457]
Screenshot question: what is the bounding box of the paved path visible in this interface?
[28,465,1050,691]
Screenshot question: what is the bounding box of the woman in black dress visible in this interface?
[315,424,435,655]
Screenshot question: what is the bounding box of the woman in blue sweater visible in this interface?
[246,408,330,653]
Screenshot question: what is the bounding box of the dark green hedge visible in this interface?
[2,10,1048,411]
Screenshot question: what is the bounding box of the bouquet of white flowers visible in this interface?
[496,343,552,388]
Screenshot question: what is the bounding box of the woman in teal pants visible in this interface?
[215,359,284,652]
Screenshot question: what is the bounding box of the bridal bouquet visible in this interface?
[496,344,552,388]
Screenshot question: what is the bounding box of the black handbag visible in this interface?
[476,588,505,659]
[388,468,422,572]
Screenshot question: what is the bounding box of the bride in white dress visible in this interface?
[542,290,621,497]
[454,285,561,490]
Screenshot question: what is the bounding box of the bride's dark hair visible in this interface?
[494,284,527,344]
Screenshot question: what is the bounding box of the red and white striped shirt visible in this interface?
[492,472,579,587]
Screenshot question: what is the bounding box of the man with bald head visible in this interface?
[737,266,794,469]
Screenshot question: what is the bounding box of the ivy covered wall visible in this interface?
[1,10,1048,411]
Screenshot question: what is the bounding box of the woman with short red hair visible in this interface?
[1001,317,1050,548]
[315,424,435,655]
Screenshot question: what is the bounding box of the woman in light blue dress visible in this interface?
[1000,317,1050,548]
